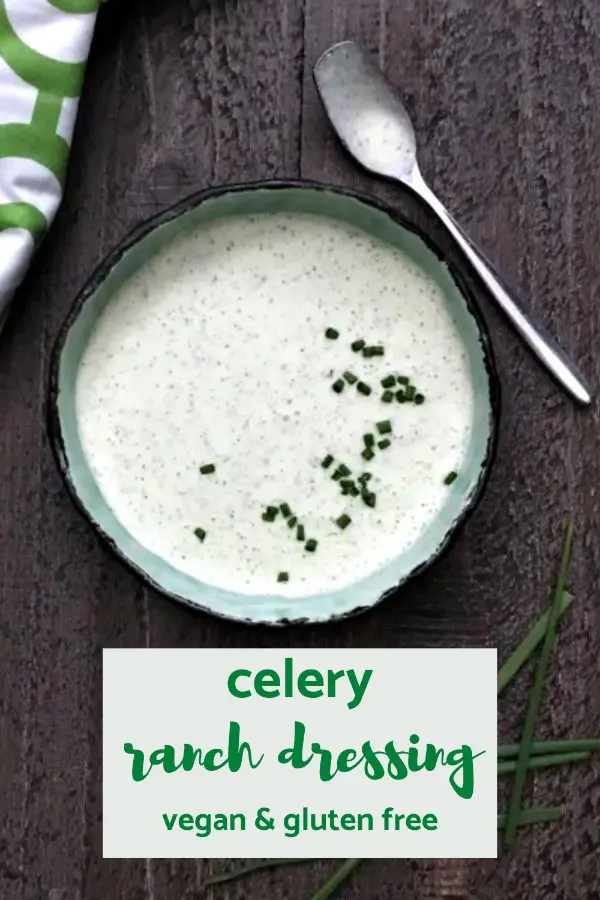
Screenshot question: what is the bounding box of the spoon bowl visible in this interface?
[315,41,417,181]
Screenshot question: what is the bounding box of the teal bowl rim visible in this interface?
[47,179,501,626]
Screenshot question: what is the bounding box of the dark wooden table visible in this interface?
[1,1,599,897]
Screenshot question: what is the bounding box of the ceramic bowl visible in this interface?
[48,180,500,625]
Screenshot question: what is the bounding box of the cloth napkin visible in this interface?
[0,0,100,332]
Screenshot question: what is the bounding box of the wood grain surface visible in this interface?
[0,0,599,897]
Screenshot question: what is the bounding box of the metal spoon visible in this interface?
[314,40,592,407]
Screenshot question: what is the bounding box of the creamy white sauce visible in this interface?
[75,213,475,596]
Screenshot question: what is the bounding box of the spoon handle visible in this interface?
[409,171,592,406]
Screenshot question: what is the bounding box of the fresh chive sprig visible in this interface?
[203,858,314,887]
[498,590,573,694]
[498,737,600,758]
[309,859,363,900]
[503,522,574,848]
[498,750,591,775]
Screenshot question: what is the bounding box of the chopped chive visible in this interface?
[396,390,406,403]
[405,384,416,401]
[305,538,317,552]
[381,390,394,403]
[414,393,425,405]
[277,571,289,583]
[358,472,372,485]
[348,484,360,496]
[381,374,396,389]
[397,375,410,385]
[325,327,339,340]
[321,454,334,469]
[351,339,365,352]
[444,471,458,486]
[361,490,376,508]
[332,379,345,394]
[262,505,278,522]
[332,463,350,481]
[280,502,292,517]
[199,463,216,475]
[363,433,375,448]
[287,516,297,528]
[361,447,375,461]
[363,345,384,358]
[357,381,372,396]
[376,420,392,435]
[296,524,306,541]
[193,527,206,543]
[363,491,376,508]
[336,514,352,530]
[378,438,391,450]
[343,371,358,385]
[340,478,354,490]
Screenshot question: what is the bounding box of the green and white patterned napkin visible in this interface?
[0,0,100,331]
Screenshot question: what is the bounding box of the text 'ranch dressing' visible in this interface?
[75,212,475,596]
